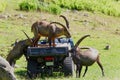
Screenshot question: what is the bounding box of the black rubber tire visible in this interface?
[27,59,37,79]
[63,56,74,76]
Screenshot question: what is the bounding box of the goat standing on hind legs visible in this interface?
[69,35,105,78]
[31,15,71,47]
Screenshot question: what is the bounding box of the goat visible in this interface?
[11,39,18,47]
[0,56,16,80]
[6,31,33,67]
[69,35,104,78]
[31,15,71,47]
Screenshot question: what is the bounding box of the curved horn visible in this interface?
[60,15,69,29]
[22,30,33,43]
[50,22,71,37]
[74,35,90,49]
[50,22,66,28]
[50,21,70,31]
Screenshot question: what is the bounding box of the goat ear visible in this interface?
[22,30,33,43]
[74,35,90,49]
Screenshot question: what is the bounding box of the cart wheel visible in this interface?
[27,59,37,79]
[63,56,74,76]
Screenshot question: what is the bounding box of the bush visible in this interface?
[0,0,7,12]
[52,0,120,17]
[48,4,61,14]
[19,0,62,14]
[19,0,38,11]
[19,0,120,16]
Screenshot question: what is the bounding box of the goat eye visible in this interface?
[8,73,11,75]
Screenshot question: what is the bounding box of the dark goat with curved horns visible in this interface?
[6,31,33,67]
[31,15,71,47]
[69,35,104,78]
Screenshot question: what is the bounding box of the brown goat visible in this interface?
[69,35,104,77]
[6,31,33,67]
[31,15,71,47]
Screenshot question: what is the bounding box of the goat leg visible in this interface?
[9,59,16,67]
[96,56,105,76]
[76,64,82,78]
[33,36,40,47]
[52,38,56,47]
[82,66,88,77]
[48,37,51,47]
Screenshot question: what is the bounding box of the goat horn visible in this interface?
[22,30,33,43]
[50,21,69,31]
[59,15,69,29]
[50,22,71,36]
[74,35,90,48]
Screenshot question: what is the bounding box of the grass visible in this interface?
[7,0,120,16]
[0,0,7,12]
[0,0,120,80]
[52,0,120,16]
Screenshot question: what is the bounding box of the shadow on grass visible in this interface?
[34,73,72,80]
[15,70,70,79]
[15,69,27,78]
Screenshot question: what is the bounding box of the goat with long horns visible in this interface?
[31,15,71,47]
[69,35,104,77]
[6,31,34,67]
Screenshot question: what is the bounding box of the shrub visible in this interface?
[19,0,120,16]
[19,0,62,14]
[19,0,38,11]
[48,4,61,14]
[52,0,120,17]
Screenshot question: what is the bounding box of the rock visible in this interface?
[0,56,16,80]
[0,15,8,19]
[104,44,111,50]
[14,14,27,19]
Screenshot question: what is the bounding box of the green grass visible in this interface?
[0,0,7,12]
[1,0,120,80]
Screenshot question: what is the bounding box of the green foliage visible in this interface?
[0,0,7,12]
[19,0,39,11]
[19,0,61,14]
[19,0,120,16]
[47,4,61,14]
[52,0,120,17]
